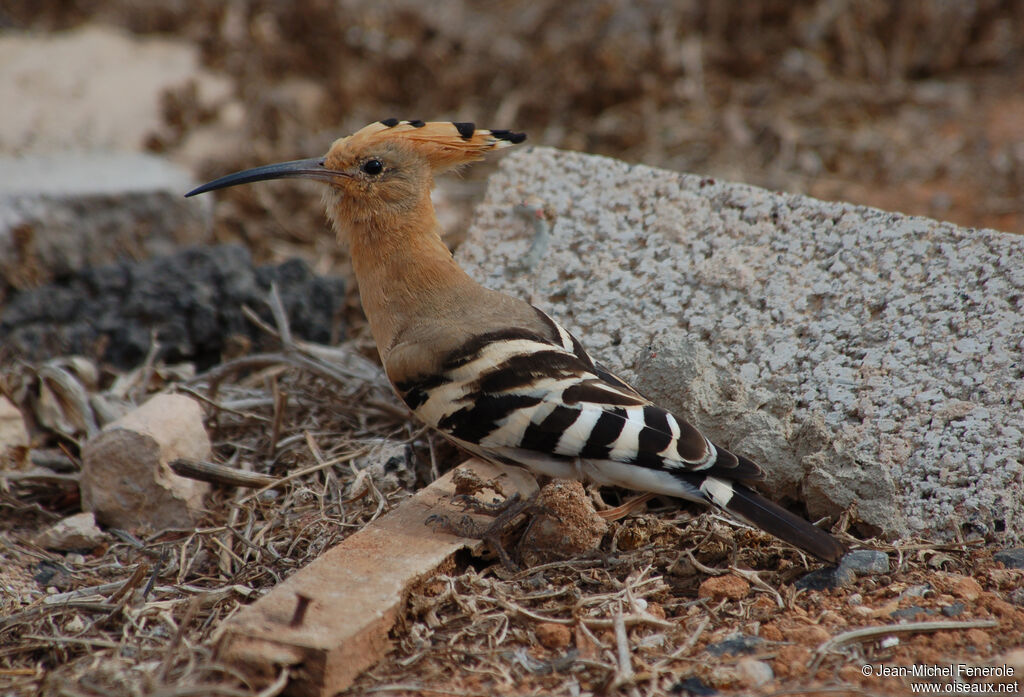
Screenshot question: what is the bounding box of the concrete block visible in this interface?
[0,152,211,293]
[458,146,1024,543]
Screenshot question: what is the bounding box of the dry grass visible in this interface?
[0,297,424,695]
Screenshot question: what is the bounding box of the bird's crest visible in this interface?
[332,119,526,172]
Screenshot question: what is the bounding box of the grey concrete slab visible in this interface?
[458,146,1024,543]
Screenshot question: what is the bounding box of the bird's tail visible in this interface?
[700,476,847,563]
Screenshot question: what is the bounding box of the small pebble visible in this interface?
[839,549,890,575]
[534,622,571,650]
[735,657,774,688]
[964,628,991,651]
[698,574,750,601]
[891,605,935,620]
[706,633,763,656]
[947,574,982,601]
[941,601,966,617]
[784,624,830,645]
[794,550,887,590]
[34,561,63,585]
[671,676,717,696]
[994,548,1024,570]
[900,583,932,598]
[636,633,665,648]
[795,565,854,590]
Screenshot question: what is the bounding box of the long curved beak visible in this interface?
[185,157,340,197]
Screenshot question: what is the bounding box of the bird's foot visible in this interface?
[427,491,542,571]
[451,491,526,516]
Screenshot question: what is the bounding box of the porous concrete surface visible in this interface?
[0,152,211,292]
[458,146,1024,543]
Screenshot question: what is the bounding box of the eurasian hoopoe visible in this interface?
[187,119,847,564]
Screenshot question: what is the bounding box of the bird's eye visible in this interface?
[361,159,384,175]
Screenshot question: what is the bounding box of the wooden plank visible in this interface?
[215,458,538,696]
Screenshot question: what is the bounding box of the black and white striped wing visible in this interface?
[394,314,761,497]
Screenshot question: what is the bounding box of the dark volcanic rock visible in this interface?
[0,244,345,369]
[994,548,1024,570]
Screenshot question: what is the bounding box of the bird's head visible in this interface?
[186,119,525,240]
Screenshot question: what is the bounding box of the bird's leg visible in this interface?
[427,491,544,571]
[451,491,524,516]
[595,492,658,521]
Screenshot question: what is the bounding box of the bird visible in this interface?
[186,119,847,564]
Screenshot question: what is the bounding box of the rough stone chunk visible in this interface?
[796,549,890,589]
[80,393,211,532]
[0,244,346,369]
[535,622,572,650]
[994,548,1024,570]
[839,549,890,575]
[520,480,608,566]
[33,512,107,552]
[698,574,751,601]
[935,573,983,602]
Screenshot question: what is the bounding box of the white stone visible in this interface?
[735,657,774,688]
[33,512,106,551]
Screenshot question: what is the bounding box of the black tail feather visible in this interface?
[722,482,847,563]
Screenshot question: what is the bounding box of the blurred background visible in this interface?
[4,0,1023,274]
